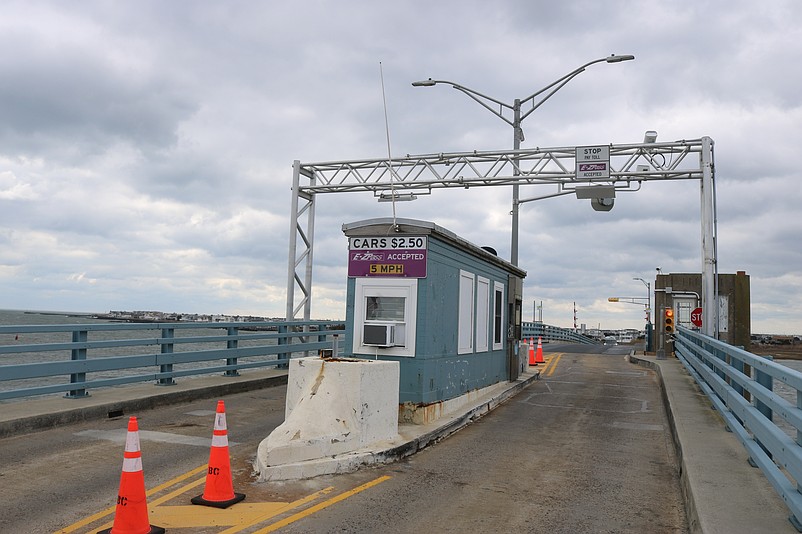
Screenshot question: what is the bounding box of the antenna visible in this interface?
[379,61,399,230]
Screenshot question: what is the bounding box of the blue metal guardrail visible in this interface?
[674,325,802,531]
[522,322,597,345]
[0,320,345,401]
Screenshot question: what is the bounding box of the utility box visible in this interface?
[343,218,526,405]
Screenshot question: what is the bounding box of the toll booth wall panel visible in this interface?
[344,236,511,404]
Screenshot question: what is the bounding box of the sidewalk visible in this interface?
[629,353,796,534]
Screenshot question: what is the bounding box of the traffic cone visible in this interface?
[191,400,245,508]
[528,337,536,366]
[535,336,545,364]
[99,417,164,534]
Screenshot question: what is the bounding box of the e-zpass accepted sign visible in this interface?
[575,146,610,179]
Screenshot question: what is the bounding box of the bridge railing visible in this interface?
[522,322,597,345]
[674,325,802,530]
[0,320,345,401]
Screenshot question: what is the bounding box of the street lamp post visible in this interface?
[412,54,634,266]
[634,276,652,352]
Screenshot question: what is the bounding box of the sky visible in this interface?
[1,1,801,334]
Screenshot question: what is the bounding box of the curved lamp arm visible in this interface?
[413,54,634,130]
[519,55,635,122]
[412,78,514,127]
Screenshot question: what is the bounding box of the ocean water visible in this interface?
[0,309,117,355]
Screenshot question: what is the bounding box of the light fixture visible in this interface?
[378,192,418,202]
[606,54,636,63]
[411,78,436,87]
[644,130,658,143]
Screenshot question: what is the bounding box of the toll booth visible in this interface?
[342,218,526,405]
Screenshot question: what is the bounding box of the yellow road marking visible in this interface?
[544,353,563,377]
[57,462,384,533]
[91,472,209,532]
[252,475,393,533]
[57,464,209,533]
[217,488,335,534]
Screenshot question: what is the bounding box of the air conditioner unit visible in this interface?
[363,323,396,347]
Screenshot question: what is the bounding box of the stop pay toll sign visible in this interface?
[691,307,703,327]
[575,145,610,180]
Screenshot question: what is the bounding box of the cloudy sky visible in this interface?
[1,1,800,334]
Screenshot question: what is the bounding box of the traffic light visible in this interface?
[664,308,675,333]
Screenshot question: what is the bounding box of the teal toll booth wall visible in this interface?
[343,218,526,405]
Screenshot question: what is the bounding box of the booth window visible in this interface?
[493,281,504,350]
[366,296,405,321]
[354,278,417,357]
[476,277,490,352]
[458,270,475,354]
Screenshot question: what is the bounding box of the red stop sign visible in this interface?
[691,307,703,327]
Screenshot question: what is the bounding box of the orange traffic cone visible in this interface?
[528,337,536,366]
[192,400,245,508]
[535,336,545,364]
[99,417,164,534]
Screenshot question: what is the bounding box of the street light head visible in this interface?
[606,54,635,63]
[411,78,437,87]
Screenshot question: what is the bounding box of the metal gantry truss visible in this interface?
[286,137,717,336]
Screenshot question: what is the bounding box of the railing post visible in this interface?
[753,355,773,421]
[277,324,289,369]
[332,334,340,356]
[157,327,176,386]
[317,330,333,357]
[301,324,311,358]
[715,346,727,382]
[224,326,240,376]
[730,352,744,398]
[65,329,90,398]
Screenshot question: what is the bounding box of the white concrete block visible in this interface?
[255,356,399,479]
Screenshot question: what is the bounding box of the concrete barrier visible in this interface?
[255,356,399,479]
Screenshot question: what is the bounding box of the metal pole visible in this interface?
[511,99,521,266]
[413,56,633,267]
[304,183,316,322]
[700,136,716,337]
[645,281,651,334]
[286,160,301,320]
